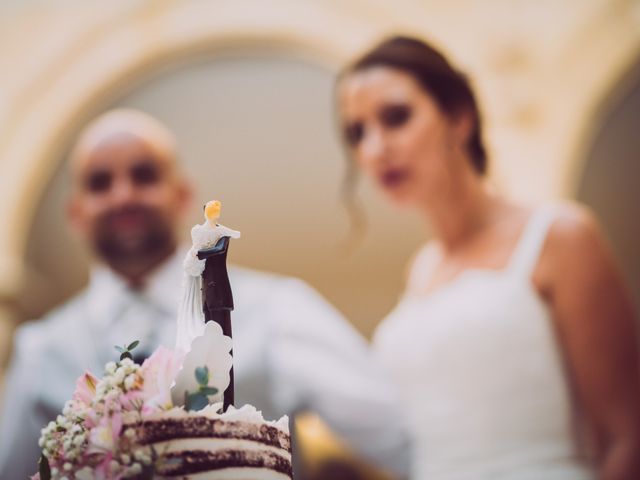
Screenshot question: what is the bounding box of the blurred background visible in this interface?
[0,0,639,477]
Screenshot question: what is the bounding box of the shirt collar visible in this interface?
[143,248,184,316]
[86,248,186,329]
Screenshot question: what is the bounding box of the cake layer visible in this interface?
[134,409,293,479]
[136,417,291,452]
[155,449,292,478]
[130,405,292,479]
[150,437,292,462]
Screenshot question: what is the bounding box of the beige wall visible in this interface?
[1,0,640,353]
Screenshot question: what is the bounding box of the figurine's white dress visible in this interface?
[373,208,595,479]
[183,222,241,276]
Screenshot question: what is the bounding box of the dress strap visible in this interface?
[405,243,439,296]
[508,207,556,277]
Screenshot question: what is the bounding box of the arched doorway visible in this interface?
[576,57,640,316]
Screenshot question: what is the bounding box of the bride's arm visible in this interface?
[540,205,640,480]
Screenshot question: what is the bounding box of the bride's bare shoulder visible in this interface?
[539,202,611,285]
[546,202,602,249]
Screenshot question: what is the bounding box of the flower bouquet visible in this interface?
[35,322,232,480]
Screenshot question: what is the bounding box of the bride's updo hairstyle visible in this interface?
[341,35,487,175]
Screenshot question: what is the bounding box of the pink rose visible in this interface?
[73,371,98,406]
[94,451,114,480]
[89,413,122,452]
[119,390,145,412]
[140,346,184,413]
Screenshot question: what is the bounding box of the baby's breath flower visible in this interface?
[133,449,146,461]
[76,466,93,480]
[124,374,137,391]
[120,357,134,368]
[113,369,126,385]
[105,361,117,374]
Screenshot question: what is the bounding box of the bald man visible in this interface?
[0,110,410,478]
[67,109,190,287]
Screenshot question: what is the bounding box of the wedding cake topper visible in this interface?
[177,200,240,410]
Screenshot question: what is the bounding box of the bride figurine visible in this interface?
[184,200,240,277]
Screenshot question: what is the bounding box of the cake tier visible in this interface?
[134,407,292,479]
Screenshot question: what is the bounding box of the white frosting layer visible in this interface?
[154,403,290,433]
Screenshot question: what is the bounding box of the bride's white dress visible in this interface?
[373,208,595,479]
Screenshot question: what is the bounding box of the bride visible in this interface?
[336,36,640,479]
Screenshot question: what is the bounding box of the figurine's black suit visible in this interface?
[198,235,234,409]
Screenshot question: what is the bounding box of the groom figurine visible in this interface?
[200,236,234,322]
[199,234,235,409]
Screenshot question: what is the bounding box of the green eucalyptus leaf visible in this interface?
[194,366,209,386]
[127,340,140,351]
[186,392,209,411]
[200,386,218,396]
[39,454,51,480]
[120,351,133,361]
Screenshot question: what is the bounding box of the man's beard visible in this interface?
[92,205,176,274]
